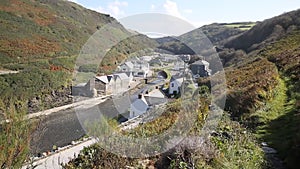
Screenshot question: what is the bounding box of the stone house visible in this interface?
[113,73,131,94]
[189,60,211,78]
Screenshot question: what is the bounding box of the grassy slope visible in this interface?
[0,0,118,111]
[252,30,300,169]
[0,0,117,64]
[181,23,248,46]
[155,22,249,55]
[225,58,280,117]
[224,24,300,168]
[0,0,157,112]
[225,9,300,52]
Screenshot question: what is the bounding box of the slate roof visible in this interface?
[124,61,134,69]
[95,76,109,84]
[191,60,209,66]
[114,73,129,80]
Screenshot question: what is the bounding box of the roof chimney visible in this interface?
[138,94,143,99]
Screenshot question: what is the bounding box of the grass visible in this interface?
[225,58,280,116]
[209,114,266,169]
[248,76,300,169]
[222,23,256,30]
[245,30,300,169]
[248,77,287,132]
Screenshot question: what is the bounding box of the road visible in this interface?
[27,76,167,168]
[30,97,123,154]
[30,78,165,151]
[24,139,97,169]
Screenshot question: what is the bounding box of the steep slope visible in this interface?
[156,22,251,64]
[0,0,121,64]
[179,22,251,46]
[196,9,300,169]
[219,10,300,169]
[0,0,157,113]
[224,9,300,52]
[254,30,300,169]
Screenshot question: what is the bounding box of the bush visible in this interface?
[78,64,98,73]
[0,100,36,168]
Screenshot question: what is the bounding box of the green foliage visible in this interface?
[248,30,300,168]
[78,64,98,73]
[99,34,157,74]
[156,37,195,55]
[225,58,280,117]
[210,114,266,169]
[0,0,119,64]
[225,9,300,52]
[0,65,71,113]
[49,56,76,70]
[63,144,138,169]
[0,101,36,168]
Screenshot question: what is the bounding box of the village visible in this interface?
[72,53,211,120]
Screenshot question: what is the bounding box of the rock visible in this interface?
[262,146,277,154]
[222,131,233,140]
[210,131,220,137]
[261,142,268,146]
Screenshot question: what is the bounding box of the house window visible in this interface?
[171,83,174,87]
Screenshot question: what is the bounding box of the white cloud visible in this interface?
[95,1,128,18]
[150,4,156,11]
[183,9,193,14]
[163,0,183,19]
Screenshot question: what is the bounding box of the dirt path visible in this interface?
[0,70,19,75]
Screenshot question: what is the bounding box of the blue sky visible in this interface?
[69,0,300,27]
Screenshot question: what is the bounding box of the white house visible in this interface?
[118,60,150,78]
[132,61,150,78]
[129,89,167,119]
[174,60,185,71]
[145,89,167,105]
[119,61,134,72]
[140,55,154,62]
[113,73,130,94]
[129,94,148,119]
[169,75,184,95]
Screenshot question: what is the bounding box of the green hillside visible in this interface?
[225,9,300,52]
[221,10,300,168]
[0,0,119,64]
[0,0,157,113]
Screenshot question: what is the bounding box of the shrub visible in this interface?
[0,100,36,168]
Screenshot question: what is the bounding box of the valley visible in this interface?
[0,0,299,169]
